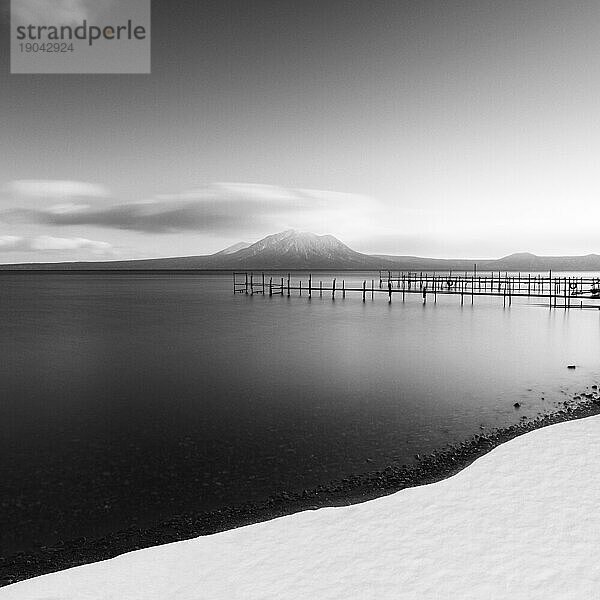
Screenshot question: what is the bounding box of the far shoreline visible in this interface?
[3,394,600,587]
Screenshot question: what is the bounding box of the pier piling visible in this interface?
[232,271,600,310]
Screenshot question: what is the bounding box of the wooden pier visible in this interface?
[233,271,600,309]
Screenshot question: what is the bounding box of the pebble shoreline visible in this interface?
[2,393,600,587]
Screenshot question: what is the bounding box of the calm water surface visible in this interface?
[2,271,599,554]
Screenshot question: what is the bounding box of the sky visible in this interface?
[1,0,600,262]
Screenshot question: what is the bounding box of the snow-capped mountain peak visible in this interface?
[216,230,382,269]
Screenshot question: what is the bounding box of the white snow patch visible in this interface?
[4,416,600,599]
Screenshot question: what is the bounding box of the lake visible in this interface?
[1,271,599,555]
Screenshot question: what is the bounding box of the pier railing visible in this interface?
[233,271,600,309]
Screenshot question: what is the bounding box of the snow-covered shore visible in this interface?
[4,415,600,600]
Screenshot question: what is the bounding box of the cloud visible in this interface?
[3,182,376,235]
[8,180,109,199]
[47,203,92,214]
[11,0,109,25]
[0,236,25,250]
[0,235,113,254]
[30,236,113,253]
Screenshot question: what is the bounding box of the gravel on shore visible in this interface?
[2,392,600,587]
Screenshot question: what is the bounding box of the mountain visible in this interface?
[2,231,600,271]
[213,230,386,269]
[477,252,600,272]
[0,231,389,270]
[212,241,251,255]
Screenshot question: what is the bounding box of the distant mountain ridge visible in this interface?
[2,229,600,271]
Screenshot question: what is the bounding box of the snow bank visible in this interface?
[4,416,600,600]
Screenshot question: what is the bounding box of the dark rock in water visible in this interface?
[567,365,576,369]
[513,402,521,408]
